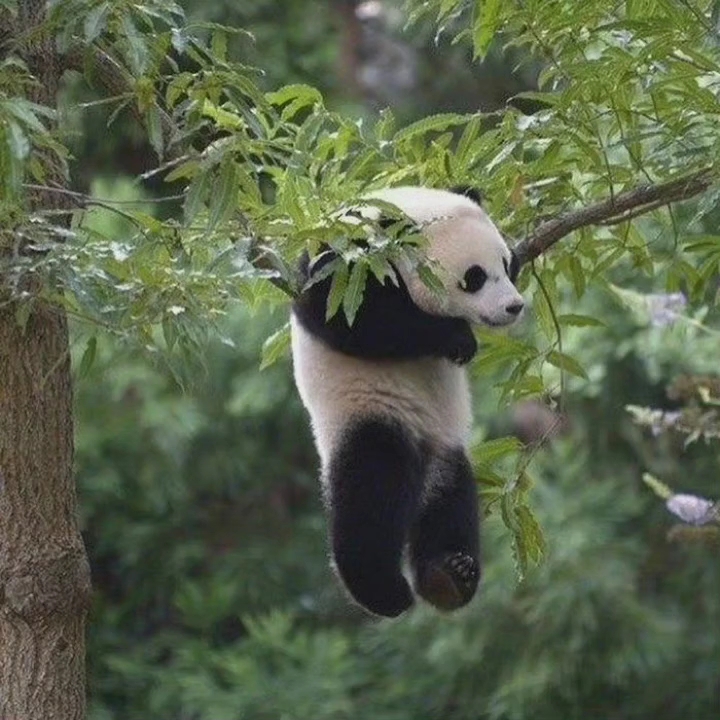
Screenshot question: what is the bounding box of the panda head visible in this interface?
[367,186,524,328]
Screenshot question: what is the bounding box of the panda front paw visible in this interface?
[446,321,477,365]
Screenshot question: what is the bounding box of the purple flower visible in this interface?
[647,292,687,327]
[666,493,718,525]
[650,410,682,436]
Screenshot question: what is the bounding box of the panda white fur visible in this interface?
[291,186,524,617]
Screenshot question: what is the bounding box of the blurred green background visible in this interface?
[67,2,719,718]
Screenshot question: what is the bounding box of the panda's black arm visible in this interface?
[292,255,477,363]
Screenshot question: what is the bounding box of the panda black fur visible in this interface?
[291,186,524,618]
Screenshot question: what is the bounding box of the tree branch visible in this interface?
[514,168,716,266]
[62,44,178,154]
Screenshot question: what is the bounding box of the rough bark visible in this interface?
[0,305,91,720]
[0,1,91,718]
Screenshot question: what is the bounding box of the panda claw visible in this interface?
[445,552,479,588]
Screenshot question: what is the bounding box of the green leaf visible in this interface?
[162,317,177,351]
[183,171,211,225]
[642,473,674,500]
[568,256,586,298]
[343,262,368,326]
[84,2,109,42]
[375,108,396,141]
[558,313,605,327]
[210,28,227,61]
[510,90,557,106]
[208,160,239,231]
[546,350,588,379]
[78,336,98,378]
[417,262,446,298]
[145,105,164,159]
[200,101,246,131]
[267,84,323,120]
[260,323,291,370]
[5,98,51,134]
[473,0,502,58]
[267,83,323,108]
[325,263,349,321]
[165,159,199,183]
[120,15,147,75]
[684,235,720,253]
[366,255,396,286]
[515,503,546,562]
[533,286,556,341]
[393,113,468,144]
[455,114,482,162]
[473,436,525,467]
[6,119,29,159]
[500,491,521,533]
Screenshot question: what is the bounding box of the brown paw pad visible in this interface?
[417,552,480,611]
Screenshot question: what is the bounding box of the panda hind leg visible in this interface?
[409,449,481,611]
[326,417,425,618]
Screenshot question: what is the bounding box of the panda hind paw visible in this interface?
[417,551,480,612]
[446,551,479,583]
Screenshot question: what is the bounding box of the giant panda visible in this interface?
[290,186,524,618]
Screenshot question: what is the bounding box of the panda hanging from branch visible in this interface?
[291,186,524,618]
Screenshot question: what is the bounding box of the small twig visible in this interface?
[22,184,185,205]
[530,262,566,408]
[140,154,192,181]
[514,168,716,266]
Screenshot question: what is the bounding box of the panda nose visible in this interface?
[506,302,524,316]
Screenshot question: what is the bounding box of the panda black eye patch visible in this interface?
[460,265,487,293]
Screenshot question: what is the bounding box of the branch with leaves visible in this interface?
[256,167,718,300]
[514,168,716,266]
[62,44,178,154]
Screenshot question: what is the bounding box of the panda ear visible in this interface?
[451,185,484,205]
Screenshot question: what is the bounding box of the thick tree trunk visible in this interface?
[0,305,91,719]
[0,1,91,718]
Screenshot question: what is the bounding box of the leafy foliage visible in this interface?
[2,0,719,570]
[0,56,65,212]
[0,12,720,720]
[78,301,720,720]
[4,0,718,716]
